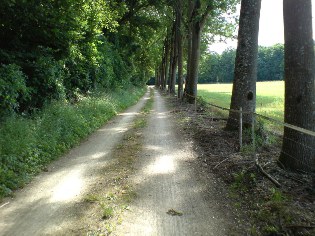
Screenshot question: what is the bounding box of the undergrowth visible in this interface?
[0,86,146,199]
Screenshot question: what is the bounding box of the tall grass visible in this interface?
[198,81,284,121]
[0,86,146,199]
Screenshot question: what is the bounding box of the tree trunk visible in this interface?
[168,32,174,93]
[160,56,165,90]
[163,38,169,91]
[155,68,158,87]
[186,20,201,103]
[279,0,315,172]
[185,0,201,103]
[169,22,177,94]
[226,0,261,130]
[167,25,175,93]
[161,42,167,90]
[185,0,193,100]
[177,0,184,99]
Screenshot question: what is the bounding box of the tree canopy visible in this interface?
[0,0,167,115]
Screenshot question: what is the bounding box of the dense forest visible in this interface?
[199,44,284,83]
[0,0,165,117]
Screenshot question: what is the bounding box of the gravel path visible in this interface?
[0,88,236,236]
[115,89,235,236]
[0,90,150,236]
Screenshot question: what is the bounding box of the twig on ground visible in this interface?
[255,159,281,188]
[214,157,230,169]
[286,225,315,229]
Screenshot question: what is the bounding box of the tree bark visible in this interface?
[177,0,184,99]
[168,30,174,93]
[185,0,193,101]
[184,0,213,103]
[185,17,201,103]
[163,37,170,90]
[170,22,177,94]
[279,0,315,172]
[155,68,158,87]
[226,0,261,130]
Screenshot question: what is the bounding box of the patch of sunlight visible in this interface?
[156,112,168,119]
[145,145,162,151]
[106,127,129,133]
[91,152,108,159]
[119,112,139,116]
[50,170,82,202]
[146,155,175,174]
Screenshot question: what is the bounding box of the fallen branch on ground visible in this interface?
[255,156,281,188]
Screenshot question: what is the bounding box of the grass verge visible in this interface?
[0,86,146,200]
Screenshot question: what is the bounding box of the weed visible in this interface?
[106,192,117,201]
[101,205,114,220]
[121,189,137,203]
[232,170,257,190]
[104,222,114,234]
[133,118,147,129]
[264,225,279,234]
[84,194,102,203]
[270,188,286,202]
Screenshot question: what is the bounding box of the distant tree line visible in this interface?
[198,44,284,83]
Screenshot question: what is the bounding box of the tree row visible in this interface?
[155,0,314,180]
[199,44,284,83]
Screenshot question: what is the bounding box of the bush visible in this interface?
[0,64,29,116]
[0,86,146,199]
[24,48,66,109]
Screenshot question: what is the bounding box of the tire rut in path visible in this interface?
[115,89,236,236]
[0,89,150,236]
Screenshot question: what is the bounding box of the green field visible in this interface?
[197,81,284,121]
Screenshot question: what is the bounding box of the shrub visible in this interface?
[0,86,146,199]
[0,64,29,116]
[24,48,66,109]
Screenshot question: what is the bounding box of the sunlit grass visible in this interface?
[197,81,284,121]
[0,86,146,199]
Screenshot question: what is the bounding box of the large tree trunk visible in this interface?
[185,20,201,103]
[168,34,174,93]
[185,0,193,100]
[163,38,169,90]
[185,0,201,103]
[160,56,165,90]
[170,23,177,94]
[226,0,261,130]
[279,0,315,172]
[177,0,184,99]
[155,68,158,87]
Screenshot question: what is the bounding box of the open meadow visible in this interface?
[197,81,284,121]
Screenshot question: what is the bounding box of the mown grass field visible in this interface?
[198,81,284,121]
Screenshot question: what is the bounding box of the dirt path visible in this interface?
[0,88,238,236]
[0,90,150,236]
[114,90,236,236]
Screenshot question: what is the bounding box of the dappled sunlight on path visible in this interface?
[115,89,236,236]
[0,89,150,236]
